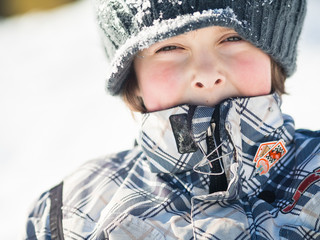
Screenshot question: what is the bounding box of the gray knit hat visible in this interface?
[95,0,307,96]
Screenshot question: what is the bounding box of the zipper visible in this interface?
[207,105,228,193]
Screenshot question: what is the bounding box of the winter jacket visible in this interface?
[24,94,320,240]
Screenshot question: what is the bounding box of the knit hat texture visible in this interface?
[95,0,307,96]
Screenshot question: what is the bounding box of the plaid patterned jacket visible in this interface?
[25,94,320,240]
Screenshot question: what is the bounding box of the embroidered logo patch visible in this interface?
[282,167,320,213]
[253,140,287,175]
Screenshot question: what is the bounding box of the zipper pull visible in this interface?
[207,122,216,137]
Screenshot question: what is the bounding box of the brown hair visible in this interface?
[271,59,287,95]
[121,58,287,113]
[121,66,147,113]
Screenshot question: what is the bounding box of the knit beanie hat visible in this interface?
[95,0,307,96]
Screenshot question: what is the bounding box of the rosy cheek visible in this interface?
[140,64,182,111]
[233,53,271,96]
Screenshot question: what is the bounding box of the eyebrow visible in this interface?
[182,26,236,38]
[144,27,237,53]
[213,26,236,34]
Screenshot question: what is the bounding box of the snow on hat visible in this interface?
[95,0,307,96]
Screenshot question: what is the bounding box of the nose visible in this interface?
[190,52,225,90]
[193,78,223,89]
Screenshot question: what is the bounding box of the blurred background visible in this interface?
[0,0,76,16]
[0,0,319,239]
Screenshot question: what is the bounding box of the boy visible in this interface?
[25,0,320,239]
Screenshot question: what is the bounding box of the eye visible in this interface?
[156,45,183,53]
[222,36,243,42]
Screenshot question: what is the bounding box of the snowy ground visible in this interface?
[0,0,319,239]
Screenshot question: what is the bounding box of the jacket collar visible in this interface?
[137,93,295,187]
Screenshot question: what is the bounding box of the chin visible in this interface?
[189,100,221,107]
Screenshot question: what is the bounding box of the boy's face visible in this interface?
[134,26,271,112]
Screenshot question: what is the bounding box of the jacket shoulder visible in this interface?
[293,129,320,170]
[24,147,143,239]
[295,129,320,139]
[294,129,320,155]
[64,147,142,189]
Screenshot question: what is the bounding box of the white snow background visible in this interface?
[0,0,319,239]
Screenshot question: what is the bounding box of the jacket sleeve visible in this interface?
[24,191,52,240]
